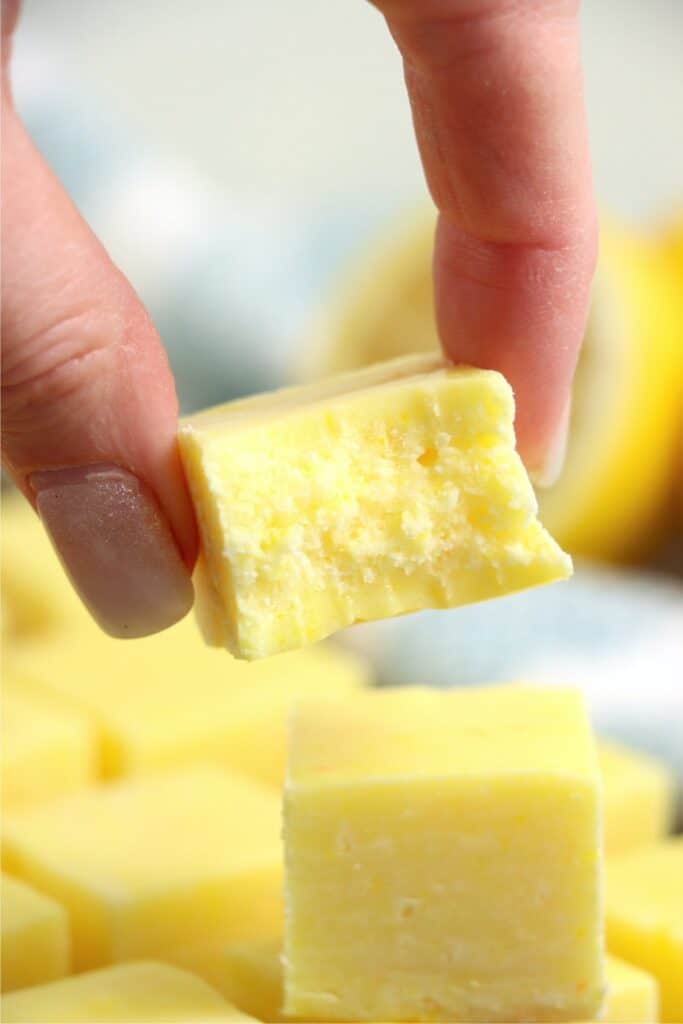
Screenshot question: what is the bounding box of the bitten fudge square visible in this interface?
[179,354,571,659]
[283,685,604,1023]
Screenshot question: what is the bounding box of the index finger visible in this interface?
[375,0,597,482]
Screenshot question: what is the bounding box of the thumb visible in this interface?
[1,15,195,637]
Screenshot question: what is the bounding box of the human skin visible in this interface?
[0,0,596,637]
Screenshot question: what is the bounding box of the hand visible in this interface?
[1,1,595,640]
[1,0,196,638]
[372,0,597,483]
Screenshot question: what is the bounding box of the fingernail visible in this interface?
[30,464,194,638]
[530,398,572,489]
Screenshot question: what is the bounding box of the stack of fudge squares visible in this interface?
[1,493,681,1023]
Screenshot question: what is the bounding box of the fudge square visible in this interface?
[2,675,96,813]
[2,766,283,972]
[598,740,675,855]
[283,685,604,1022]
[178,354,571,659]
[166,937,284,1022]
[0,961,255,1023]
[606,836,683,1023]
[600,954,659,1023]
[1,874,70,992]
[10,617,368,784]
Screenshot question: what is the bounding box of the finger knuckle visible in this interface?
[1,299,130,437]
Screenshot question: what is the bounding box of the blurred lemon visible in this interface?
[301,208,683,562]
[541,221,682,559]
[658,212,683,526]
[300,207,438,377]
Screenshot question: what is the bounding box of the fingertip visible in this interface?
[377,0,596,477]
[527,395,572,489]
[433,212,593,477]
[32,464,194,638]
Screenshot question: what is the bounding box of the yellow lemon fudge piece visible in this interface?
[1,875,70,993]
[606,836,683,1023]
[179,355,572,659]
[3,766,283,972]
[1,494,89,639]
[599,740,675,855]
[1,675,96,812]
[283,685,603,1022]
[11,618,369,784]
[167,938,284,1022]
[0,961,255,1022]
[599,953,659,1023]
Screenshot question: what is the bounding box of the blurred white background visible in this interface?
[13,0,683,218]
